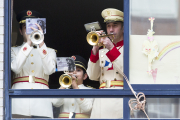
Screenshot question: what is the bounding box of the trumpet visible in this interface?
[59,73,72,88]
[30,30,44,45]
[86,32,114,46]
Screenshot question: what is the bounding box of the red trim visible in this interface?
[13,76,47,81]
[106,47,121,62]
[90,50,99,63]
[114,40,123,47]
[12,76,49,87]
[105,15,123,17]
[106,40,124,62]
[107,64,113,70]
[12,81,49,87]
[100,85,123,89]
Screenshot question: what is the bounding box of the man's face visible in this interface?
[106,22,123,43]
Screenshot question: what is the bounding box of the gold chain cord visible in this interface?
[119,70,150,120]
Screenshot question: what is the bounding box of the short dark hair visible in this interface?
[19,23,24,30]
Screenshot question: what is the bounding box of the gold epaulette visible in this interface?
[86,85,96,89]
[12,45,18,47]
[47,47,57,53]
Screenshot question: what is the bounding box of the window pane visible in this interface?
[130,0,180,35]
[129,0,180,84]
[131,98,180,118]
[11,98,123,119]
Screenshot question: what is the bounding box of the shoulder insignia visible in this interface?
[12,45,18,47]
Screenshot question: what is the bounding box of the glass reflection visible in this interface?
[130,0,180,35]
[131,98,180,118]
[130,0,180,84]
[11,98,123,119]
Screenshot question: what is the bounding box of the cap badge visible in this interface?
[106,10,111,17]
[27,10,32,16]
[71,56,76,60]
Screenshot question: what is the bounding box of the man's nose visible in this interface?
[109,26,114,32]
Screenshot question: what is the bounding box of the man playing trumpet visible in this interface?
[87,8,124,118]
[11,10,56,118]
[53,55,94,118]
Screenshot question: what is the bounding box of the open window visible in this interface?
[4,0,180,120]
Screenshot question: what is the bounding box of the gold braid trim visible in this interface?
[12,76,49,87]
[99,80,123,88]
[59,112,90,118]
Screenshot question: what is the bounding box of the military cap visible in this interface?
[101,8,124,23]
[16,10,42,24]
[71,55,87,71]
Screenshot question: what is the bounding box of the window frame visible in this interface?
[4,0,180,120]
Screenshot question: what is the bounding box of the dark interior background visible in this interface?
[13,0,124,89]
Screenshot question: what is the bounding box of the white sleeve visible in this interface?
[37,43,57,75]
[75,98,94,113]
[51,98,64,107]
[87,59,101,81]
[11,43,33,74]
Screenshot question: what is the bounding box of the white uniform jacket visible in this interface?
[11,42,56,118]
[87,40,124,118]
[52,84,94,117]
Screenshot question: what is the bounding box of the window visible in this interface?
[4,0,180,120]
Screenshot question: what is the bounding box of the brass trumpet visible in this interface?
[86,32,114,46]
[59,73,72,88]
[30,30,44,45]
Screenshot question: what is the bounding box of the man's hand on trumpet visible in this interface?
[100,36,114,51]
[92,30,114,55]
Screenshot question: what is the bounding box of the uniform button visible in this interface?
[101,55,104,58]
[102,67,104,70]
[31,70,34,73]
[72,104,74,106]
[31,54,33,57]
[31,62,34,65]
[114,78,117,81]
[101,61,103,63]
[102,73,104,76]
[116,72,118,74]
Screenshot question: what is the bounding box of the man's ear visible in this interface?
[19,28,23,35]
[83,73,88,81]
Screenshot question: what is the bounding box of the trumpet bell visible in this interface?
[86,32,99,46]
[30,30,44,45]
[59,74,72,88]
